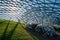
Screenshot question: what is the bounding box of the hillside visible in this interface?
[0,19,38,40]
[0,19,60,40]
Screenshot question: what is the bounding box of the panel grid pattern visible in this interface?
[0,0,60,24]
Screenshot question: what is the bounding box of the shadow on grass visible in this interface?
[1,21,19,40]
[6,23,19,40]
[1,21,10,40]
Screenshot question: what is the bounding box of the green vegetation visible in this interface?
[0,19,60,40]
[0,19,38,40]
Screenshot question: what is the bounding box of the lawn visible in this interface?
[0,19,60,40]
[0,19,38,40]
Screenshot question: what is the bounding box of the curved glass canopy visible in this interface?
[0,0,60,24]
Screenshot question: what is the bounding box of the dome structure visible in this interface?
[0,0,60,25]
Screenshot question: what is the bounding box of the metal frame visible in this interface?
[0,0,60,24]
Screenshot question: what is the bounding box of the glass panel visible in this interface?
[56,0,60,3]
[45,0,55,3]
[0,0,60,24]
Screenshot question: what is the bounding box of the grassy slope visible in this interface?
[0,19,38,40]
[0,19,60,40]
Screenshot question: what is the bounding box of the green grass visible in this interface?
[0,19,60,40]
[0,19,38,40]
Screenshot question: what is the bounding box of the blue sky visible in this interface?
[0,0,60,23]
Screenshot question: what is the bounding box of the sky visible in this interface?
[0,0,60,23]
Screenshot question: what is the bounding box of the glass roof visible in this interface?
[0,0,60,24]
